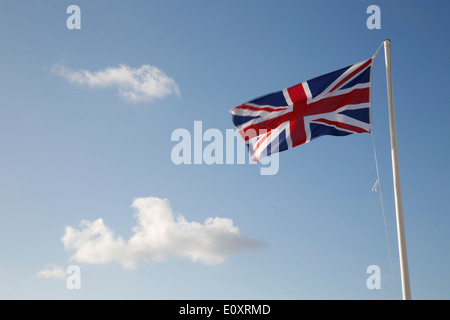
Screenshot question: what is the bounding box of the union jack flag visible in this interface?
[230,58,373,161]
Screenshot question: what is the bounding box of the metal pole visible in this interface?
[383,39,412,300]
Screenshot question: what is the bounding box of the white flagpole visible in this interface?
[383,39,412,300]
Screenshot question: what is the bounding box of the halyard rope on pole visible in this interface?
[371,130,399,300]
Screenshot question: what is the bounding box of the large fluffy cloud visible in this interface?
[52,64,180,103]
[62,197,266,268]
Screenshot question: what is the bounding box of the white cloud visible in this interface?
[62,197,266,269]
[52,64,180,103]
[37,263,66,279]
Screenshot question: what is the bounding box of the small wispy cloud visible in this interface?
[37,263,66,279]
[52,64,180,103]
[62,197,266,269]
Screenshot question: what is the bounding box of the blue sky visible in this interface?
[0,0,449,299]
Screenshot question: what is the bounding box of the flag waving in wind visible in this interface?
[230,58,373,161]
